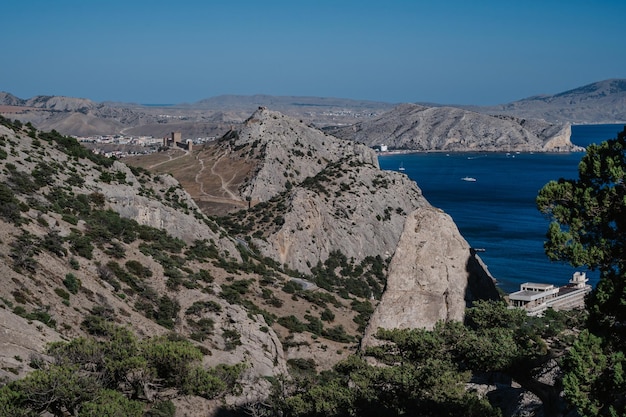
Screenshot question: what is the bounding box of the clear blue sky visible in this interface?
[2,0,625,105]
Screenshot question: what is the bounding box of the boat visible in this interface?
[398,162,405,171]
[461,177,477,182]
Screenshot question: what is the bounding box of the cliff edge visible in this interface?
[362,207,500,347]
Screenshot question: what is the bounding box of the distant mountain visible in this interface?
[0,92,97,111]
[187,94,396,127]
[474,79,626,123]
[190,94,395,112]
[325,103,578,152]
[0,92,168,136]
[2,78,624,139]
[0,93,393,137]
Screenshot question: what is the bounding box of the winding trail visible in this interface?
[193,149,247,208]
[148,149,189,169]
[209,151,240,201]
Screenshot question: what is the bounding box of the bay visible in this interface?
[378,124,625,294]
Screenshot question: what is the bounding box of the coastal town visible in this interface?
[77,132,216,158]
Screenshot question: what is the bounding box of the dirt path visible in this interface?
[148,149,189,169]
[193,150,247,208]
[209,151,240,201]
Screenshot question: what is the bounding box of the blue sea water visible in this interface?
[378,124,625,294]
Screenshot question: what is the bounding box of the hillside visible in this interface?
[474,79,626,123]
[324,103,578,152]
[0,112,498,415]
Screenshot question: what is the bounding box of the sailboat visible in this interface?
[398,162,406,171]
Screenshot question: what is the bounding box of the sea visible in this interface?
[378,124,625,294]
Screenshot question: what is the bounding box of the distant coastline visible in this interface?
[376,148,585,156]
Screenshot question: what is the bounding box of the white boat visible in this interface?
[461,177,477,182]
[398,162,406,171]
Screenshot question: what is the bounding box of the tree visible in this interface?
[537,126,626,340]
[560,330,626,417]
[537,126,626,415]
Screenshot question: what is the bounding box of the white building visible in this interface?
[508,272,591,316]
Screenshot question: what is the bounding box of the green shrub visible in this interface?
[304,314,324,335]
[351,300,375,332]
[0,183,23,225]
[79,389,143,417]
[322,325,354,343]
[145,400,176,417]
[222,329,242,351]
[125,260,152,278]
[190,318,215,341]
[14,307,56,328]
[185,300,222,315]
[87,210,138,244]
[141,336,202,386]
[42,230,68,257]
[282,280,301,294]
[165,268,184,289]
[63,273,81,294]
[287,358,317,375]
[154,296,180,329]
[68,230,94,259]
[220,280,251,304]
[9,230,41,272]
[69,257,80,270]
[277,315,306,333]
[321,308,335,322]
[54,287,70,300]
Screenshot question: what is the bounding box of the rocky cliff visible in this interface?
[362,207,500,347]
[324,103,580,152]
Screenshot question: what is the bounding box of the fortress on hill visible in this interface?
[163,132,192,151]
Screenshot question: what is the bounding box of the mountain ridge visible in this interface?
[2,78,625,140]
[472,79,626,123]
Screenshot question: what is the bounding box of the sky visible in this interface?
[2,0,625,106]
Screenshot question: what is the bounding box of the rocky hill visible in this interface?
[0,112,499,414]
[324,103,578,152]
[0,92,153,136]
[474,79,626,124]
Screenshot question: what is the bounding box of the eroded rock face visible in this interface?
[541,123,580,151]
[326,103,580,152]
[362,206,500,347]
[253,162,427,274]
